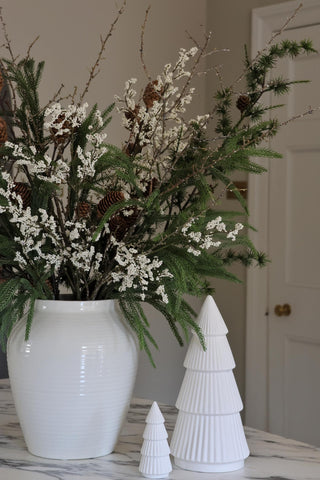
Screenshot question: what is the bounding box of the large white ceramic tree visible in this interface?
[139,401,172,479]
[170,295,249,473]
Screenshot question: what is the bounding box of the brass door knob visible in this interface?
[274,304,291,317]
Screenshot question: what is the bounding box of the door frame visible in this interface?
[245,0,320,431]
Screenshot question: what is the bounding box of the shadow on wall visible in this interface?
[0,350,8,378]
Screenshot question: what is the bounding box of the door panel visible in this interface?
[285,150,320,287]
[284,336,320,446]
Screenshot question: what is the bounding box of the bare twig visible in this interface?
[140,5,152,81]
[264,2,303,50]
[42,83,65,111]
[280,105,320,126]
[71,86,78,104]
[214,64,224,90]
[0,7,18,110]
[26,35,40,60]
[53,194,68,241]
[185,29,201,49]
[185,31,230,58]
[46,85,79,110]
[0,7,16,62]
[203,48,230,58]
[78,0,127,104]
[170,32,212,115]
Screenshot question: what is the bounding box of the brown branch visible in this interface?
[140,5,152,81]
[53,194,68,240]
[185,30,231,60]
[26,35,40,60]
[47,85,79,109]
[214,64,224,90]
[203,47,230,58]
[0,8,18,110]
[279,105,320,127]
[265,2,303,50]
[78,0,127,104]
[185,29,201,49]
[0,7,16,62]
[71,86,78,105]
[41,83,65,113]
[172,32,212,113]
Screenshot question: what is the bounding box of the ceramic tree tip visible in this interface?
[146,401,165,424]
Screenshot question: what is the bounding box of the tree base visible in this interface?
[174,457,244,473]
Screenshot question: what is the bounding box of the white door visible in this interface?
[246,1,320,447]
[268,24,320,446]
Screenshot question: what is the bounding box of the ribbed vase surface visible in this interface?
[7,299,138,459]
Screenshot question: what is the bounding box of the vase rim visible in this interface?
[35,298,117,314]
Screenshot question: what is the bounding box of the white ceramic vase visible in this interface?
[7,299,138,460]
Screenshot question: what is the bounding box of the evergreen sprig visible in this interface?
[0,24,314,363]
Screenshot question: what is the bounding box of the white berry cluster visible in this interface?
[44,102,89,135]
[182,216,244,256]
[0,173,63,272]
[111,243,173,303]
[5,142,70,185]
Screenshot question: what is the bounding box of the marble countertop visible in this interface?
[0,379,319,479]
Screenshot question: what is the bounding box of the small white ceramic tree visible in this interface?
[170,295,249,473]
[139,401,172,479]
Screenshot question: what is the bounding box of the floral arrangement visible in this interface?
[0,5,315,362]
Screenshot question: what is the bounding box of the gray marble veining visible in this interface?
[0,379,319,479]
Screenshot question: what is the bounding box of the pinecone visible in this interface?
[236,94,251,113]
[0,117,8,145]
[143,80,163,109]
[97,191,125,218]
[109,214,128,241]
[50,114,74,145]
[76,201,91,219]
[13,182,31,209]
[124,105,140,126]
[121,207,139,226]
[109,207,139,241]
